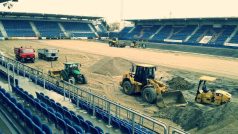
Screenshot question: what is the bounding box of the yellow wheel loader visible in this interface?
[195,76,232,105]
[120,64,187,107]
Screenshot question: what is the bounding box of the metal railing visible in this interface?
[0,54,188,134]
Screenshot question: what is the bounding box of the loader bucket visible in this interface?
[48,69,61,77]
[156,90,187,108]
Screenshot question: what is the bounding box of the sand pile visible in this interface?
[166,76,195,90]
[89,57,132,76]
[156,102,238,133]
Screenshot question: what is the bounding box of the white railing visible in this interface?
[0,54,188,134]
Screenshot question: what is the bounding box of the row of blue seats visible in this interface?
[29,75,154,134]
[70,98,154,134]
[0,62,155,134]
[2,20,36,37]
[13,86,84,134]
[36,92,103,134]
[0,87,49,134]
[29,73,154,134]
[119,25,238,49]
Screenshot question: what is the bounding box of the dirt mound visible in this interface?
[166,76,195,90]
[89,57,132,76]
[155,102,238,133]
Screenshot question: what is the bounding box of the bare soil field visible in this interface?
[0,40,238,133]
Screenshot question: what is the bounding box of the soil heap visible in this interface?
[166,76,195,90]
[155,102,238,134]
[89,57,132,76]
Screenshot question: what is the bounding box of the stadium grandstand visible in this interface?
[0,12,107,39]
[118,18,238,49]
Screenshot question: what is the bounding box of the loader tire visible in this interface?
[79,74,87,84]
[142,87,157,104]
[122,81,134,95]
[69,76,75,85]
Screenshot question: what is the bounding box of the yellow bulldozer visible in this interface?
[195,76,232,105]
[120,64,187,107]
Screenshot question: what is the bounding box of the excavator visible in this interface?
[120,63,187,107]
[195,76,232,105]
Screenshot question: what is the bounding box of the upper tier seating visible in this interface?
[2,20,36,37]
[34,21,63,38]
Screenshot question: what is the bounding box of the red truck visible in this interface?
[14,47,35,63]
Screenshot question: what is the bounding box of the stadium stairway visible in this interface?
[58,22,69,38]
[30,21,41,37]
[0,21,8,38]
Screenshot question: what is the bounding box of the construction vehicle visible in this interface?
[130,40,146,48]
[108,38,126,48]
[195,76,232,105]
[14,47,35,63]
[120,64,186,107]
[38,48,59,61]
[48,62,87,84]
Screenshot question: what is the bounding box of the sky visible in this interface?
[0,0,238,22]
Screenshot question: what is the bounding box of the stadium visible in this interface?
[0,0,237,134]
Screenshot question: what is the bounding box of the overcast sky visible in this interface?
[0,0,238,22]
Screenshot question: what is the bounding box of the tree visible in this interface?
[109,22,120,31]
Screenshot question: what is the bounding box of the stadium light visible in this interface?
[2,0,18,9]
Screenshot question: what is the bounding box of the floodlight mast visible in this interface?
[1,0,18,9]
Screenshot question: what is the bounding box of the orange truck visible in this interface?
[14,47,35,63]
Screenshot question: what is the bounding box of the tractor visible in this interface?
[108,38,126,48]
[195,76,232,105]
[120,64,186,107]
[49,62,87,84]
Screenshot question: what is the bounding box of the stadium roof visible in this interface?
[0,11,102,20]
[126,17,238,23]
[0,0,17,3]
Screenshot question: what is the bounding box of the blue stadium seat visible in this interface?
[33,124,45,134]
[56,117,67,132]
[25,116,34,133]
[55,112,63,119]
[85,120,93,127]
[16,103,24,111]
[80,120,90,133]
[77,115,84,121]
[48,111,57,125]
[73,125,84,134]
[67,124,77,134]
[64,118,72,126]
[32,115,42,128]
[95,126,104,134]
[64,110,72,120]
[42,124,52,134]
[72,114,81,126]
[89,125,99,134]
[24,109,33,118]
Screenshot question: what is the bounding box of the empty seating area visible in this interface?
[0,20,104,39]
[169,25,196,41]
[119,27,133,40]
[0,87,49,134]
[127,25,160,40]
[34,21,63,38]
[35,92,103,134]
[118,24,238,48]
[2,20,36,37]
[62,22,96,38]
[152,25,172,41]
